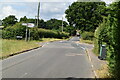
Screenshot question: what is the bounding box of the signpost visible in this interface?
[22,23,35,41]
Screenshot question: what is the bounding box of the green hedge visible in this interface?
[81,31,94,40]
[93,17,108,55]
[2,23,69,40]
[30,28,69,40]
[94,12,120,78]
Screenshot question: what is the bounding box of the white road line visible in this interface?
[60,41,63,42]
[19,73,28,78]
[42,43,49,47]
[85,49,98,78]
[80,46,86,50]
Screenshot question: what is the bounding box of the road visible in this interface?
[2,37,94,78]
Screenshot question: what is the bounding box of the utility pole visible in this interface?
[37,2,40,27]
[62,17,63,32]
[25,26,28,41]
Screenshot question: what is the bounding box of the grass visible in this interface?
[41,38,62,42]
[80,38,93,44]
[1,39,40,58]
[96,64,110,78]
[1,38,65,59]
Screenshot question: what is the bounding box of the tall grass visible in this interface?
[1,39,40,58]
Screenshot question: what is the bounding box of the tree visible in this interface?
[20,16,27,22]
[2,15,18,28]
[64,25,76,36]
[38,19,46,28]
[46,18,68,30]
[65,2,106,32]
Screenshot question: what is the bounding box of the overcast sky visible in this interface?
[0,0,115,22]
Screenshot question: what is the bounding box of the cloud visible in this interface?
[40,2,70,21]
[0,0,77,2]
[0,2,71,22]
[0,5,17,19]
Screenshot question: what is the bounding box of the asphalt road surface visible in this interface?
[2,37,94,78]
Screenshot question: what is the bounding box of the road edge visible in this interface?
[85,48,98,78]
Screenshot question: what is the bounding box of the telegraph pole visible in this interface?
[62,17,63,32]
[37,2,40,27]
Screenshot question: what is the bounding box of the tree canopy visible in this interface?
[46,18,68,30]
[2,15,18,28]
[65,2,106,32]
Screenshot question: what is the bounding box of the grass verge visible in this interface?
[80,39,93,44]
[1,39,40,58]
[40,38,63,42]
[96,64,110,78]
[1,38,66,59]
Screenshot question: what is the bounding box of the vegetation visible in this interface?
[1,38,63,59]
[93,2,120,78]
[81,31,94,40]
[2,23,69,40]
[2,15,17,28]
[65,2,106,32]
[1,39,40,58]
[80,39,93,44]
[1,1,120,78]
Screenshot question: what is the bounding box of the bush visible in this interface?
[93,17,109,55]
[81,31,94,40]
[30,28,69,40]
[2,23,26,39]
[2,23,69,40]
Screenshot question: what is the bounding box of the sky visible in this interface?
[0,0,115,22]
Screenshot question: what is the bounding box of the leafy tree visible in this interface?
[20,16,27,22]
[46,19,68,30]
[64,25,76,36]
[2,15,18,28]
[38,19,46,28]
[65,2,106,32]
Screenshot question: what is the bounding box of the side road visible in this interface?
[78,42,107,78]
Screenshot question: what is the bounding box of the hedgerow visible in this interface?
[2,23,69,40]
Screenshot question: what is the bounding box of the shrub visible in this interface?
[2,23,69,40]
[2,23,26,39]
[81,31,94,40]
[93,17,108,55]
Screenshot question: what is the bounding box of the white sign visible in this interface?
[22,23,35,28]
[22,23,27,26]
[27,23,35,28]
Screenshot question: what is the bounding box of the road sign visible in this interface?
[22,23,27,26]
[27,23,35,28]
[22,23,35,28]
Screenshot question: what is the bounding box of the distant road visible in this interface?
[2,37,94,78]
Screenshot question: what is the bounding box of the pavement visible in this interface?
[1,37,95,78]
[78,42,107,78]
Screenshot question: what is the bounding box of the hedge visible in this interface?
[81,31,94,40]
[2,23,69,40]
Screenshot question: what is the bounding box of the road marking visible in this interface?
[42,43,49,47]
[19,73,28,78]
[85,49,98,78]
[65,53,76,56]
[76,54,83,56]
[80,46,86,50]
[65,53,83,56]
[59,41,63,42]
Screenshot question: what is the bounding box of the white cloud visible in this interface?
[102,0,115,4]
[0,6,17,20]
[0,0,76,2]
